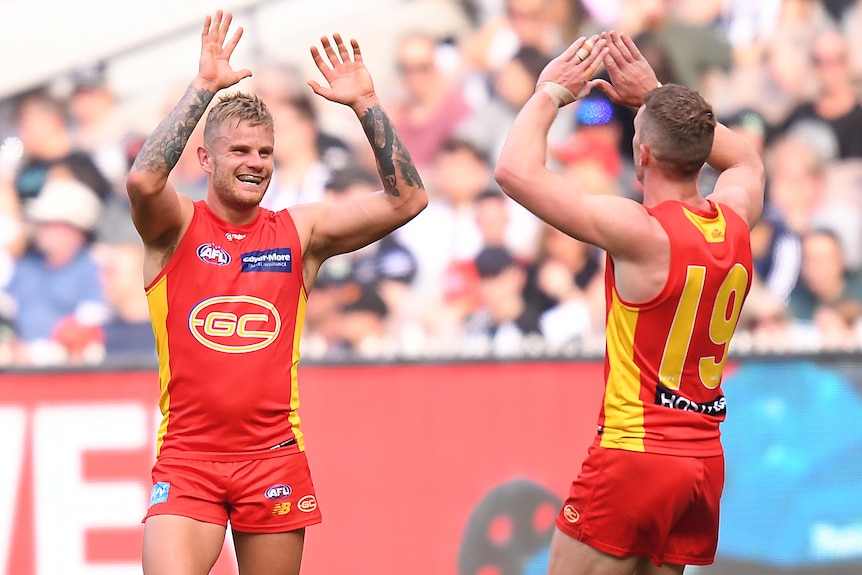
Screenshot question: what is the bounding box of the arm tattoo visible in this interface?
[359,104,423,198]
[131,85,215,174]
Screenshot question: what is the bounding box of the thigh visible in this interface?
[232,528,305,575]
[227,452,322,533]
[144,458,231,527]
[142,515,226,575]
[547,527,638,575]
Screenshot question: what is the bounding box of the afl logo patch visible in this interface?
[264,484,292,500]
[197,243,231,266]
[563,504,580,523]
[188,295,281,353]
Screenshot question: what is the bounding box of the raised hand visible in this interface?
[535,35,607,105]
[196,10,252,93]
[308,34,376,109]
[590,30,660,108]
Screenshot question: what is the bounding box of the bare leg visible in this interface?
[546,527,639,575]
[142,515,226,575]
[635,556,685,575]
[233,527,305,575]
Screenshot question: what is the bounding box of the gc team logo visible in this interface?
[563,504,580,523]
[297,495,317,513]
[197,243,231,266]
[188,295,281,353]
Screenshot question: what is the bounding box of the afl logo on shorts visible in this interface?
[264,484,292,500]
[188,295,281,353]
[197,243,231,266]
[297,495,317,513]
[563,504,580,523]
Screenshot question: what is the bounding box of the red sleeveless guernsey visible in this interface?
[599,200,752,456]
[145,201,307,461]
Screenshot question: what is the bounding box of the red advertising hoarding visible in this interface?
[0,361,605,575]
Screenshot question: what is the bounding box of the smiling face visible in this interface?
[199,118,274,215]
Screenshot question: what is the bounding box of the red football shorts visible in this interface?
[144,451,322,533]
[555,442,724,566]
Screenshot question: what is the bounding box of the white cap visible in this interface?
[26,178,102,232]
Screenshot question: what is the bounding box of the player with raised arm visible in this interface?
[126,10,426,575]
[494,30,765,575]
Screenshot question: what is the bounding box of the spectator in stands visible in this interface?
[788,228,862,322]
[773,28,862,160]
[464,245,541,356]
[7,177,108,366]
[388,31,473,169]
[319,165,423,352]
[461,0,564,74]
[457,46,572,166]
[93,240,156,363]
[522,223,604,346]
[765,131,862,271]
[66,61,143,195]
[337,284,390,359]
[749,203,802,303]
[12,89,112,206]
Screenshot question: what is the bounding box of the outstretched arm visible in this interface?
[299,34,427,267]
[126,10,251,255]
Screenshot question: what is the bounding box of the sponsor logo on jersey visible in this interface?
[655,384,727,416]
[188,295,281,353]
[150,482,170,506]
[272,502,292,516]
[241,248,292,273]
[265,484,292,500]
[225,232,247,242]
[563,504,580,523]
[297,495,317,513]
[196,243,231,266]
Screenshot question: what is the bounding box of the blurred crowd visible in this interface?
[2,0,862,368]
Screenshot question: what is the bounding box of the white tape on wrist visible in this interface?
[536,82,577,108]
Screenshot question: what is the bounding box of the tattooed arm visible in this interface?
[126,11,251,281]
[297,34,427,269]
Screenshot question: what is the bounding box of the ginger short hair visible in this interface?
[640,84,715,179]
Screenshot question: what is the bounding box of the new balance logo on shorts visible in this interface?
[150,482,170,506]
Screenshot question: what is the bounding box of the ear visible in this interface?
[638,144,650,167]
[197,145,213,174]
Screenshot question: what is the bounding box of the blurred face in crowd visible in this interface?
[811,31,851,94]
[396,34,440,101]
[801,231,846,299]
[33,222,87,268]
[433,144,490,206]
[493,58,536,108]
[506,0,550,47]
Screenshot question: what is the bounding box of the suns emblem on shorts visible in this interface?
[563,504,580,523]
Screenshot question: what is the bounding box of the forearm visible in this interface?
[130,82,215,184]
[706,123,760,173]
[353,96,424,201]
[495,91,559,194]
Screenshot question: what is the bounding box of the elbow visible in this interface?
[493,160,523,200]
[125,169,165,200]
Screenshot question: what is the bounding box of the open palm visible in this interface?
[308,34,376,107]
[197,11,251,92]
